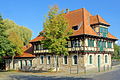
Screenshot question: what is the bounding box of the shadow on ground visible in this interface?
[9,75,94,80]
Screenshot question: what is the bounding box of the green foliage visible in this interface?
[42,5,72,55]
[113,44,120,58]
[0,15,32,61]
[0,17,16,61]
[3,19,32,45]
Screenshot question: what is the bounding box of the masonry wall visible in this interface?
[84,53,111,72]
[5,58,35,70]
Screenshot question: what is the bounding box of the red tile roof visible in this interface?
[30,8,117,42]
[15,44,35,58]
[30,36,44,42]
[90,15,110,26]
[4,44,35,59]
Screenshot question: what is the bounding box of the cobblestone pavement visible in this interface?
[0,65,120,80]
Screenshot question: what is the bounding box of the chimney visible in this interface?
[66,8,69,13]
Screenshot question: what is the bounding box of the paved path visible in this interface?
[0,65,120,80]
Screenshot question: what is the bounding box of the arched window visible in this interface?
[105,55,108,63]
[47,56,51,64]
[27,60,32,66]
[63,56,68,64]
[40,56,44,64]
[89,55,92,64]
[73,55,77,64]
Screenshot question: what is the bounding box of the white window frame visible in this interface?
[40,55,44,64]
[105,55,108,64]
[72,55,78,65]
[63,56,68,65]
[47,55,51,64]
[88,55,93,65]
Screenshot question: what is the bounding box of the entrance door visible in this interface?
[98,55,100,72]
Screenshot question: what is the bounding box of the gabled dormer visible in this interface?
[90,15,110,37]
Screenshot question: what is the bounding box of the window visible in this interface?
[28,60,32,66]
[72,26,79,30]
[103,41,106,48]
[72,40,80,47]
[36,44,39,50]
[63,56,68,64]
[47,56,51,64]
[20,60,22,69]
[107,42,112,48]
[73,55,77,65]
[88,39,94,47]
[105,55,108,63]
[100,27,108,37]
[40,56,44,64]
[67,41,71,48]
[89,55,92,64]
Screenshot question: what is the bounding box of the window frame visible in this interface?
[40,55,44,64]
[105,55,108,63]
[47,55,51,64]
[89,55,92,64]
[72,55,78,65]
[63,56,68,65]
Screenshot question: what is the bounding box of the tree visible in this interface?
[42,5,72,71]
[113,44,120,58]
[0,16,16,62]
[3,19,32,46]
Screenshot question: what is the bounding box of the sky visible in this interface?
[0,0,120,42]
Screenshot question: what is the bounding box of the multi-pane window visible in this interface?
[28,60,32,66]
[105,55,108,63]
[100,27,108,37]
[73,55,77,65]
[36,44,39,50]
[34,44,44,50]
[72,40,80,47]
[63,56,68,64]
[88,39,94,47]
[103,41,106,48]
[40,56,44,64]
[107,42,112,48]
[89,55,92,64]
[47,56,51,64]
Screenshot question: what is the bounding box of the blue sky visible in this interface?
[0,0,120,41]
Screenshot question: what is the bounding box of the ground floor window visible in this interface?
[89,55,92,64]
[105,55,108,63]
[40,56,44,64]
[47,56,51,64]
[63,56,68,64]
[27,60,32,66]
[73,55,77,65]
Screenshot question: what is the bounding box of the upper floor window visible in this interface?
[107,42,112,48]
[72,26,79,30]
[72,40,80,47]
[88,39,94,47]
[100,27,108,37]
[36,44,39,50]
[34,44,44,50]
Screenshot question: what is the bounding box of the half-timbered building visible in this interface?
[30,8,118,73]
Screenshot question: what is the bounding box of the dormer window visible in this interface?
[99,27,108,37]
[72,26,79,30]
